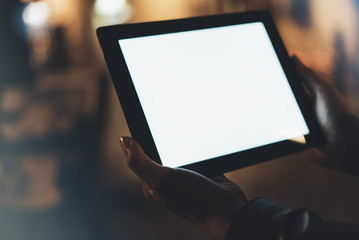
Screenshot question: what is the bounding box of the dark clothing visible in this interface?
[226,198,359,240]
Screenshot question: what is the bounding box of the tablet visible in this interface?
[97,11,322,176]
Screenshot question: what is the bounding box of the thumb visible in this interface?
[292,55,356,116]
[120,136,171,187]
[292,55,327,97]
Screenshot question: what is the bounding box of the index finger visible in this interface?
[120,136,171,187]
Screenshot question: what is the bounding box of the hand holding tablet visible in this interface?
[97,11,322,175]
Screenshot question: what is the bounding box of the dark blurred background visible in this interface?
[1,0,359,239]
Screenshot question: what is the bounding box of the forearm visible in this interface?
[226,198,359,240]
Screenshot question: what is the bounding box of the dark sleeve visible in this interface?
[225,198,359,240]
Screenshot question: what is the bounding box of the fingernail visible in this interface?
[120,136,131,150]
[148,189,158,199]
[149,189,157,196]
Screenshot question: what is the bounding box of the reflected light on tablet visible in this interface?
[278,128,306,144]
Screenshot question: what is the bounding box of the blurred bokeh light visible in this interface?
[95,0,127,16]
[93,0,132,25]
[23,1,50,28]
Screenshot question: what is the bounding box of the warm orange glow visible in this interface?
[45,0,79,26]
[32,30,51,54]
[276,0,357,75]
[131,0,194,22]
[311,0,357,62]
[1,89,27,113]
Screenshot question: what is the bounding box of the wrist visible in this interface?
[204,218,231,240]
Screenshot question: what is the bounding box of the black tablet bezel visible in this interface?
[97,11,322,176]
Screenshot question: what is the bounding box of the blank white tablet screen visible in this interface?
[119,22,309,168]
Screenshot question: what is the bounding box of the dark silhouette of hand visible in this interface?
[120,137,247,240]
[294,56,359,175]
